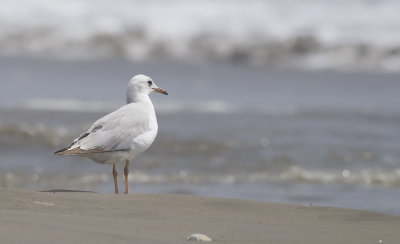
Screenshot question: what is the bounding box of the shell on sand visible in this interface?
[187,233,212,242]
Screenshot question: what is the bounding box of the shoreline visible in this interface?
[0,188,398,244]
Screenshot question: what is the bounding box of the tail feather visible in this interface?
[54,147,70,155]
[54,147,106,155]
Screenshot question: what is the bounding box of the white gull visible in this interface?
[55,74,168,194]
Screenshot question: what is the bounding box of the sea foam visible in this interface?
[1,0,400,71]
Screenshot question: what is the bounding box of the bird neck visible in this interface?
[127,92,152,105]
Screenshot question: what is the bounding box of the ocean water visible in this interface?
[1,0,400,71]
[1,57,400,216]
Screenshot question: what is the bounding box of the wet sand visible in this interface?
[0,188,398,244]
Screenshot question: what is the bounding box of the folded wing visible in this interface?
[55,103,150,155]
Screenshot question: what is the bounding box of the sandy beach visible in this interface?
[0,188,398,244]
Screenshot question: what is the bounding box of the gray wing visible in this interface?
[56,103,150,154]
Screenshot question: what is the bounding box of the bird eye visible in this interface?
[147,80,152,86]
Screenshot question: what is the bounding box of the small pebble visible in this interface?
[187,233,212,242]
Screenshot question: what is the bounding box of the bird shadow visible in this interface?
[40,189,96,193]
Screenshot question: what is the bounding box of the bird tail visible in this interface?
[54,147,69,155]
[54,146,104,155]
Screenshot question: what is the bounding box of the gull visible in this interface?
[55,74,168,194]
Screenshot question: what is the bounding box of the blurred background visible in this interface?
[1,0,400,215]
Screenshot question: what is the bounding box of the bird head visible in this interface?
[127,74,168,103]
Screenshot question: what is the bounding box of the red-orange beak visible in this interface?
[153,87,168,95]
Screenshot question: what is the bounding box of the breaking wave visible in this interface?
[19,99,238,114]
[16,98,400,117]
[0,122,71,147]
[1,103,398,149]
[2,167,400,189]
[1,0,400,71]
